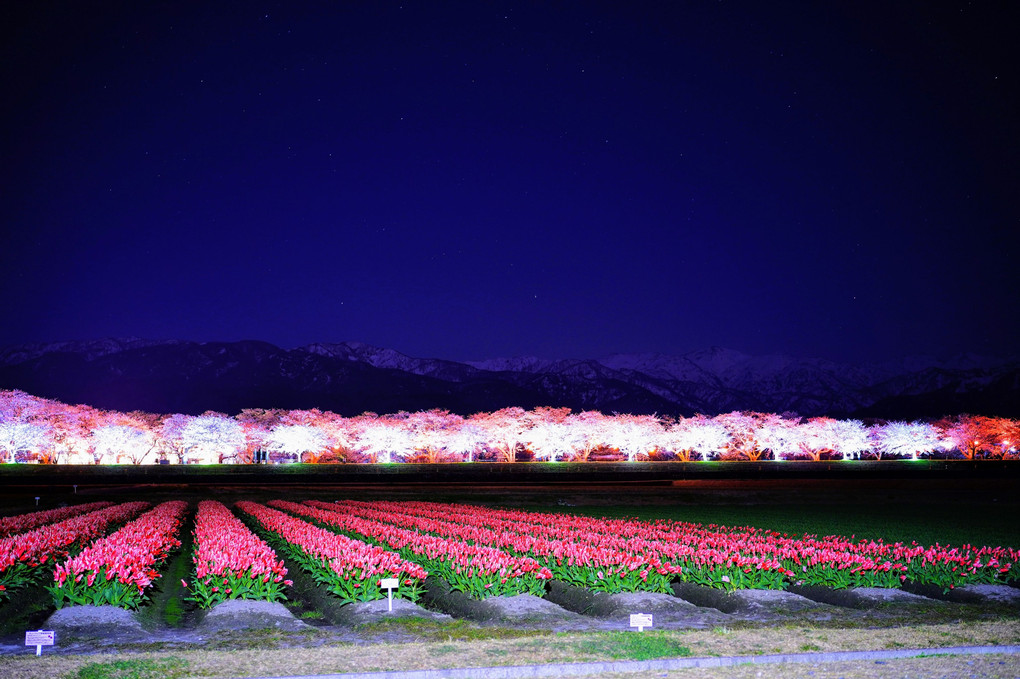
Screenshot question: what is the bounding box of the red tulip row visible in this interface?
[305,500,676,594]
[0,502,149,599]
[0,502,114,538]
[51,501,188,609]
[270,500,552,599]
[184,501,291,608]
[235,501,425,604]
[329,500,1019,593]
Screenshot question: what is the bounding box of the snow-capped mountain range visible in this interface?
[0,338,1017,419]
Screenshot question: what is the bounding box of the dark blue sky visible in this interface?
[2,1,1016,363]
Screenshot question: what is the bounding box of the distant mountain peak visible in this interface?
[0,339,1016,419]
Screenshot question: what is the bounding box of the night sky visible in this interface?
[2,2,1016,364]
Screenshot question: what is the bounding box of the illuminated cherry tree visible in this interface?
[237,408,283,463]
[180,413,245,464]
[402,410,463,463]
[526,407,575,461]
[937,415,1019,460]
[870,421,948,460]
[715,411,779,461]
[0,390,48,421]
[664,415,729,461]
[445,421,485,462]
[355,415,414,463]
[91,422,156,465]
[266,424,328,461]
[0,421,51,463]
[600,414,662,462]
[561,411,612,461]
[471,407,533,462]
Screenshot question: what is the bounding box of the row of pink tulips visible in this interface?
[51,501,188,609]
[272,500,552,599]
[0,502,113,538]
[308,500,676,593]
[1,502,149,599]
[332,500,1019,592]
[347,500,845,590]
[236,501,423,604]
[184,501,291,608]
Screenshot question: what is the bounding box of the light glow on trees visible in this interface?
[1,390,1017,465]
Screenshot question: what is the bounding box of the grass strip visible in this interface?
[0,620,1015,679]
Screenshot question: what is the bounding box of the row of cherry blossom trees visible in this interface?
[1,390,1017,465]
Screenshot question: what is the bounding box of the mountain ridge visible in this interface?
[0,338,1016,419]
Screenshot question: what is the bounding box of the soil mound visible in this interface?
[198,600,312,632]
[45,605,148,647]
[544,581,728,628]
[331,597,453,626]
[672,582,836,619]
[788,585,936,609]
[420,578,588,627]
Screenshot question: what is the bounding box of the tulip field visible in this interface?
[1,494,1017,630]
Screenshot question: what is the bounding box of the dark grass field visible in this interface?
[3,462,1017,548]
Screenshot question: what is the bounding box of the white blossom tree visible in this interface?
[561,411,611,461]
[869,421,947,460]
[714,412,777,460]
[181,414,245,464]
[0,421,51,463]
[666,415,731,460]
[266,424,329,461]
[91,423,156,465]
[600,414,662,462]
[444,421,485,462]
[356,416,414,464]
[755,416,804,460]
[830,419,871,459]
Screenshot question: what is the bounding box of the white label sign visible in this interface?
[379,578,399,612]
[26,630,54,655]
[629,613,653,632]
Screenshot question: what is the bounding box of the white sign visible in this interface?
[25,630,54,656]
[629,613,653,632]
[379,578,399,612]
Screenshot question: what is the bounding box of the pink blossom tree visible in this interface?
[403,410,464,463]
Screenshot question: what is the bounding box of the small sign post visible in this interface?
[629,613,653,632]
[379,578,399,612]
[25,630,54,656]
